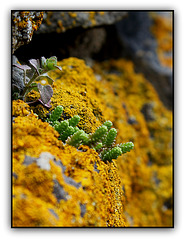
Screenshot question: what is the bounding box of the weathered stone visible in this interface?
[80,203,86,217]
[53,179,69,202]
[23,155,36,166]
[12,11,43,53]
[48,208,59,219]
[12,55,25,97]
[115,12,173,109]
[37,11,127,34]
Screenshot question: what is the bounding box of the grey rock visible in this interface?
[12,55,25,96]
[48,208,59,219]
[12,11,43,53]
[23,155,37,166]
[80,203,86,217]
[141,102,155,122]
[115,12,173,109]
[23,152,55,170]
[63,174,81,189]
[53,179,69,202]
[37,11,127,34]
[54,159,66,172]
[12,172,18,179]
[94,161,99,173]
[54,159,82,189]
[36,152,54,170]
[127,116,138,125]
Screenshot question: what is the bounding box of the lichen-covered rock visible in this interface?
[12,112,125,227]
[12,11,43,53]
[12,57,172,227]
[115,12,173,109]
[37,11,127,34]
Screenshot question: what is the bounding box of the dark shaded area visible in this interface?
[115,12,173,110]
[164,197,173,210]
[14,24,123,63]
[141,103,155,122]
[14,12,173,110]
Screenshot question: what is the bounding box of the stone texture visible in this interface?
[115,12,173,109]
[12,11,43,53]
[37,11,127,34]
[12,55,25,97]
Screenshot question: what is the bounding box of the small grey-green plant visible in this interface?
[13,56,62,108]
[46,105,134,162]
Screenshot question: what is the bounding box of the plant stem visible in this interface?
[22,71,39,98]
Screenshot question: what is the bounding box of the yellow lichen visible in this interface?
[92,58,172,226]
[13,113,125,227]
[68,12,77,18]
[12,57,172,227]
[150,13,173,68]
[88,12,97,26]
[12,100,31,117]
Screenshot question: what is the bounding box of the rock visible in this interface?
[115,12,173,109]
[80,203,86,217]
[12,11,173,227]
[12,55,25,97]
[12,11,43,53]
[23,155,37,166]
[141,102,155,122]
[12,57,172,227]
[37,11,127,34]
[36,152,54,170]
[53,179,69,202]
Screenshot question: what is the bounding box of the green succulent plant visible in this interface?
[13,56,62,108]
[46,106,134,162]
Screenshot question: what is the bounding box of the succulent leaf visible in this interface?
[91,125,108,143]
[60,126,75,142]
[37,83,53,104]
[118,142,134,154]
[103,120,113,130]
[48,105,63,122]
[102,146,122,162]
[105,128,117,147]
[69,115,81,127]
[47,106,134,162]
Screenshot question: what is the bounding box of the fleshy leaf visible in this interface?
[55,65,62,71]
[37,83,53,104]
[29,59,40,75]
[38,98,52,108]
[13,64,31,71]
[41,57,47,68]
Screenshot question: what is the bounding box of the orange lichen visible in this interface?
[150,13,173,68]
[12,57,172,227]
[92,58,172,226]
[12,113,125,227]
[45,11,53,26]
[68,12,77,18]
[12,100,31,117]
[14,11,43,32]
[89,12,96,26]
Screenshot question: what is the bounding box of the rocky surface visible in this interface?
[115,12,173,109]
[12,11,43,53]
[37,11,127,33]
[12,11,173,227]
